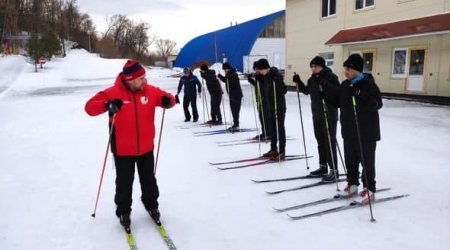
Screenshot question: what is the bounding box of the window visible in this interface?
[409,50,425,75]
[362,52,374,74]
[319,53,335,71]
[322,0,336,17]
[392,48,407,77]
[356,0,374,10]
[259,15,285,38]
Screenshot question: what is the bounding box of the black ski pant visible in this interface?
[113,151,159,217]
[210,94,222,122]
[229,97,242,127]
[313,118,338,171]
[257,98,271,137]
[344,140,377,192]
[183,95,198,121]
[269,108,286,154]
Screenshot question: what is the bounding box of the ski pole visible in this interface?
[352,95,376,222]
[319,86,339,191]
[336,142,347,175]
[226,77,232,128]
[91,113,116,218]
[272,81,281,163]
[250,85,261,156]
[154,108,166,174]
[294,73,310,170]
[221,92,228,131]
[201,78,206,123]
[256,78,268,143]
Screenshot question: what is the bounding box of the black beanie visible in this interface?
[200,64,208,71]
[222,62,232,70]
[252,61,258,70]
[255,58,270,70]
[310,56,326,68]
[343,54,364,72]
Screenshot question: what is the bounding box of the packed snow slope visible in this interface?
[0,50,449,250]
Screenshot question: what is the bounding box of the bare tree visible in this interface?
[0,0,19,49]
[155,38,176,67]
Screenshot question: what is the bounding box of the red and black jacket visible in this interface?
[85,74,175,156]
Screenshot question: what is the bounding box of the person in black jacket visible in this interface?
[200,64,222,125]
[293,56,340,182]
[177,67,202,122]
[248,62,271,140]
[218,62,243,132]
[325,54,382,204]
[255,58,287,160]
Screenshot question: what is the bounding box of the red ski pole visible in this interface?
[154,108,166,174]
[91,114,116,218]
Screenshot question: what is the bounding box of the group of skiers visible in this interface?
[177,58,288,160]
[293,54,382,204]
[176,62,244,132]
[84,53,382,229]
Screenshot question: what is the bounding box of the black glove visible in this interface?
[292,74,301,84]
[247,75,256,85]
[161,95,172,108]
[175,94,180,104]
[105,99,123,113]
[217,74,226,82]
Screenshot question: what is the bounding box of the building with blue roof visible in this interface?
[174,10,285,73]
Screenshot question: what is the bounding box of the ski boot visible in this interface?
[227,125,240,132]
[271,152,285,161]
[309,164,328,176]
[262,149,278,158]
[322,169,338,183]
[337,184,358,197]
[149,208,161,225]
[358,188,375,204]
[119,213,131,230]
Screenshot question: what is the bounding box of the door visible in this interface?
[407,49,426,92]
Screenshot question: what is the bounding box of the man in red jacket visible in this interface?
[85,59,175,229]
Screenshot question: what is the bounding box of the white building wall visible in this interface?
[243,38,286,73]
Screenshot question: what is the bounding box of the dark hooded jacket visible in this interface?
[326,73,382,143]
[298,67,340,123]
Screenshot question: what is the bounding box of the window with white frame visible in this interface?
[322,0,336,17]
[319,53,335,71]
[356,0,374,10]
[392,48,408,77]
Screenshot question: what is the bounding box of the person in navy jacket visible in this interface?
[177,67,202,122]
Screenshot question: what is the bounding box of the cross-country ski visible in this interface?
[273,188,391,212]
[287,194,410,220]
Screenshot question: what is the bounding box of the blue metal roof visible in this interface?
[174,10,285,72]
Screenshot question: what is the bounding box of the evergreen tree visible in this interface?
[28,33,43,72]
[41,31,61,59]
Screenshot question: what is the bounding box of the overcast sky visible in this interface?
[76,0,285,50]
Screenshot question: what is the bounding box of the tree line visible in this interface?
[0,0,177,67]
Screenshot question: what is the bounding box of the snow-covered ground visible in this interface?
[0,50,449,250]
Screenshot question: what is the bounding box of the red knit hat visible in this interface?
[122,59,146,81]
